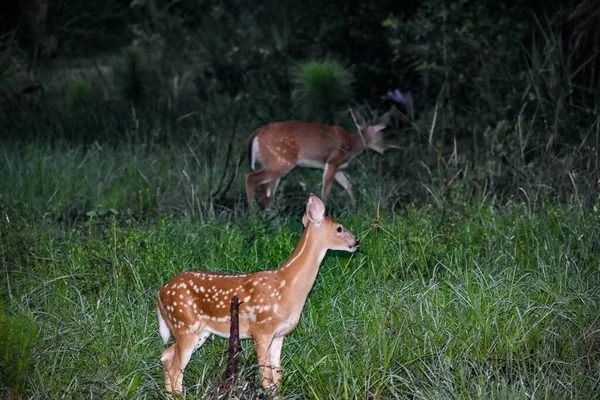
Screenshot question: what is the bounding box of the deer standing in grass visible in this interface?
[245,109,394,207]
[156,194,359,393]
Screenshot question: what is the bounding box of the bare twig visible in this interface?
[218,296,241,398]
[212,98,244,202]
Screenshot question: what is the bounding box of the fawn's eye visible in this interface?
[337,226,342,233]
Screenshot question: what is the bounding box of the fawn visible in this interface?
[156,194,359,393]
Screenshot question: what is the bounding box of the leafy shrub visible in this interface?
[384,1,535,125]
[0,305,38,398]
[291,59,354,122]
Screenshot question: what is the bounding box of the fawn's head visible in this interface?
[301,194,359,252]
[352,108,394,155]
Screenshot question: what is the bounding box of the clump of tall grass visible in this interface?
[0,305,39,398]
[291,59,354,122]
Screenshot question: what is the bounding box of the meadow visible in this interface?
[1,129,599,399]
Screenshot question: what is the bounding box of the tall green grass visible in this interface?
[1,181,599,398]
[0,138,249,224]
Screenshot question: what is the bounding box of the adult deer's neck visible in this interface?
[348,131,368,156]
[277,225,328,297]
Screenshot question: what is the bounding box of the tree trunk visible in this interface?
[20,0,48,74]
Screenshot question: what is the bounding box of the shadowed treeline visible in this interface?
[0,1,598,212]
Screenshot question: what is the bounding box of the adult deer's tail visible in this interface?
[247,130,260,170]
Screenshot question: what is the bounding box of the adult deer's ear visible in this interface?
[372,108,394,132]
[350,108,367,131]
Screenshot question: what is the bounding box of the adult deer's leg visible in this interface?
[245,170,280,206]
[262,178,281,206]
[321,163,337,204]
[334,171,355,206]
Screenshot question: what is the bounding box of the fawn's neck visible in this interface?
[277,225,328,300]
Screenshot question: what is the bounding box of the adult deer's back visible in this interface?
[245,109,394,206]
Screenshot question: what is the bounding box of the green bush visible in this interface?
[0,305,38,398]
[384,1,532,122]
[291,59,354,122]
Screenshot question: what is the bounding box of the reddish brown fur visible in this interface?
[245,110,393,207]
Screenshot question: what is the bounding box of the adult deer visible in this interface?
[245,108,394,207]
[156,194,359,393]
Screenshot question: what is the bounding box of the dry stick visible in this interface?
[212,97,243,202]
[218,296,241,398]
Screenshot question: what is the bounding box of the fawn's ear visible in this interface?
[303,194,325,226]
